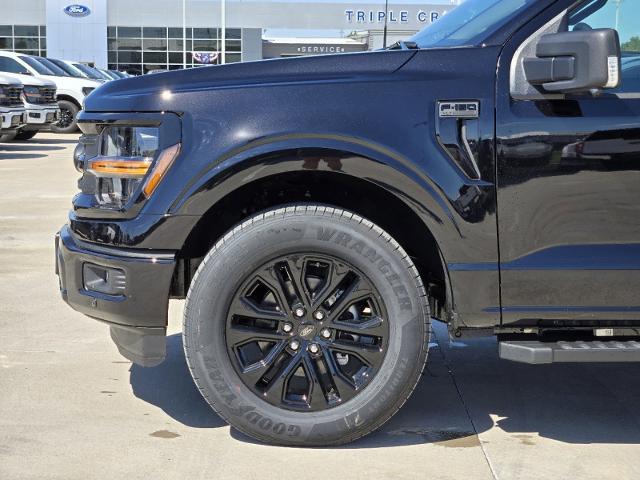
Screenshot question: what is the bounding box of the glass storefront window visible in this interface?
[117,38,142,50]
[14,38,39,50]
[142,38,167,51]
[14,25,38,37]
[226,40,241,52]
[193,39,218,51]
[143,51,167,63]
[193,28,218,39]
[168,27,192,39]
[109,26,244,73]
[168,52,184,63]
[0,25,46,57]
[118,51,142,63]
[118,27,142,38]
[143,27,167,38]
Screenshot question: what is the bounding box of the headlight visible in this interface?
[85,126,180,208]
[22,86,41,104]
[82,87,95,96]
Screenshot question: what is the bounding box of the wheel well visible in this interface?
[172,170,448,319]
[56,94,81,108]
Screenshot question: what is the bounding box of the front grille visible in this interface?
[0,86,23,107]
[39,87,57,105]
[24,87,57,105]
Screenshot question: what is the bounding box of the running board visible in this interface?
[499,340,640,364]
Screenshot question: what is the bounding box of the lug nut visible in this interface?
[313,310,325,321]
[308,343,320,354]
[294,307,305,318]
[290,340,300,351]
[320,328,331,339]
[283,322,293,333]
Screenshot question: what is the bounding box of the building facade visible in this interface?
[1,0,458,74]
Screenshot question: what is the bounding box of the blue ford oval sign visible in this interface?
[63,5,91,17]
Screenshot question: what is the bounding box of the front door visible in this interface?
[496,0,640,325]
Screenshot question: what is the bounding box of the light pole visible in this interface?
[614,0,624,31]
[221,0,226,64]
[382,0,389,48]
[182,0,186,69]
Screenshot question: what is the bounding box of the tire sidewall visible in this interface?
[184,209,427,445]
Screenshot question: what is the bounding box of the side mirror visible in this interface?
[21,70,33,76]
[524,28,621,93]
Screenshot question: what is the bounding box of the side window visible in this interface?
[568,0,640,93]
[0,57,27,74]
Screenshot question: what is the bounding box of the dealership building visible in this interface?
[2,0,459,74]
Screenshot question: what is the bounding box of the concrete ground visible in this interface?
[2,133,640,480]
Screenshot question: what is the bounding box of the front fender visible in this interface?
[168,134,463,258]
[55,89,84,106]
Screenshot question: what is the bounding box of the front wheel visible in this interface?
[183,205,430,446]
[50,100,79,133]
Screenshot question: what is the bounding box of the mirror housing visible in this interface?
[524,28,621,93]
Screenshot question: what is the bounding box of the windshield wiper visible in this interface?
[386,41,419,50]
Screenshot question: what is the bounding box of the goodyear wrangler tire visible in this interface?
[183,205,429,446]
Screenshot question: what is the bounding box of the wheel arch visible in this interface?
[171,142,458,321]
[55,94,81,108]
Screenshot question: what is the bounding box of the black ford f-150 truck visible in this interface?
[56,0,640,446]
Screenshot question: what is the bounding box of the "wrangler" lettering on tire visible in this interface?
[316,227,412,311]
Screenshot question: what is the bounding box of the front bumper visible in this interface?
[55,225,176,366]
[23,105,59,129]
[1,109,26,130]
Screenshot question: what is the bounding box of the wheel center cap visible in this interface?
[298,324,316,339]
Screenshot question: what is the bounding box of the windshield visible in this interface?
[47,58,84,77]
[19,55,55,75]
[34,57,71,76]
[409,0,538,48]
[72,63,105,80]
[102,69,119,80]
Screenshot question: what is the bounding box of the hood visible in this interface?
[0,72,54,88]
[43,75,102,89]
[0,74,22,88]
[85,50,416,111]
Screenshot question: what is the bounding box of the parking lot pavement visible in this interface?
[1,133,640,480]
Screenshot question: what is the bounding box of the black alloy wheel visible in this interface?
[51,100,79,133]
[226,253,389,412]
[183,205,429,446]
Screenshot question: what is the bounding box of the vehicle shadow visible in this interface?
[0,142,66,160]
[129,325,640,448]
[24,137,79,145]
[129,333,226,428]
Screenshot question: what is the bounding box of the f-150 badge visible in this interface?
[438,101,479,118]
